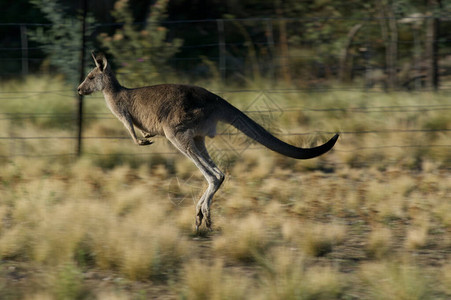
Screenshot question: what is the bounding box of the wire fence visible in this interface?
[0,89,450,169]
[0,16,450,166]
[2,15,451,87]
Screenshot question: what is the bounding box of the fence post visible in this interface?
[426,0,441,91]
[77,0,87,156]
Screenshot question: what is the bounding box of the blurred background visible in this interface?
[0,1,450,299]
[0,0,450,159]
[2,0,451,87]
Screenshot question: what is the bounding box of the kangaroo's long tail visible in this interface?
[218,101,339,159]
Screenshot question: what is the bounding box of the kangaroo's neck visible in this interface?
[102,70,124,96]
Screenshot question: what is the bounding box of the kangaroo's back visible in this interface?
[127,84,220,131]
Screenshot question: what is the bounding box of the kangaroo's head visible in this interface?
[78,52,110,95]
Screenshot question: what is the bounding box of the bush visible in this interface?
[28,0,95,84]
[99,0,183,86]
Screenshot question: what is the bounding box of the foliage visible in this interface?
[28,0,95,84]
[2,0,451,88]
[99,0,183,86]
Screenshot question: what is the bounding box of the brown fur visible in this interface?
[78,52,339,230]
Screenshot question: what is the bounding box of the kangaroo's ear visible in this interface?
[92,51,108,72]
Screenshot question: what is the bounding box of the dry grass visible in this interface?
[282,221,346,257]
[440,263,451,296]
[404,226,429,250]
[0,159,191,284]
[365,226,393,259]
[213,214,270,262]
[359,262,430,300]
[181,259,252,300]
[259,248,344,300]
[0,77,450,298]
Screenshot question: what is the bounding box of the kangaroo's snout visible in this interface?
[77,83,83,95]
[77,84,89,95]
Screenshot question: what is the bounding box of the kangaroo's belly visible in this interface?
[131,114,164,136]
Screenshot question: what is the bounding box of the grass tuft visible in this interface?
[404,226,429,250]
[283,221,346,257]
[360,262,430,300]
[259,248,344,300]
[213,214,270,262]
[365,226,393,259]
[181,259,251,300]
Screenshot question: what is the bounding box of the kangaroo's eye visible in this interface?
[88,75,94,80]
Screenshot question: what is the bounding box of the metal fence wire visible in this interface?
[2,15,451,85]
[0,88,450,165]
[0,16,450,163]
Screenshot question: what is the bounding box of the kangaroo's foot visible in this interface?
[202,206,212,231]
[195,210,203,232]
[205,217,212,231]
[138,139,154,146]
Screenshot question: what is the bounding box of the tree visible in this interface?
[99,0,183,86]
[377,0,399,89]
[425,0,442,90]
[28,0,95,84]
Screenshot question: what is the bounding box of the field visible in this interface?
[0,76,450,299]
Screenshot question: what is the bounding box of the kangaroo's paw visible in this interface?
[143,133,156,138]
[195,211,203,232]
[205,218,212,231]
[201,205,212,231]
[137,139,153,146]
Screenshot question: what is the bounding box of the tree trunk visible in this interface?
[386,2,398,89]
[425,0,441,91]
[275,1,291,85]
[339,23,362,83]
[377,0,398,90]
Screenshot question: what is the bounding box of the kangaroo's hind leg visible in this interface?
[165,131,224,230]
[193,136,224,229]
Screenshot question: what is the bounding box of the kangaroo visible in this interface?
[78,52,339,230]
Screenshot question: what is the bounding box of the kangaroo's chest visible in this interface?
[104,94,125,119]
[104,93,165,136]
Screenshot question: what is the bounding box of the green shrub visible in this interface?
[99,0,183,86]
[28,0,95,84]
